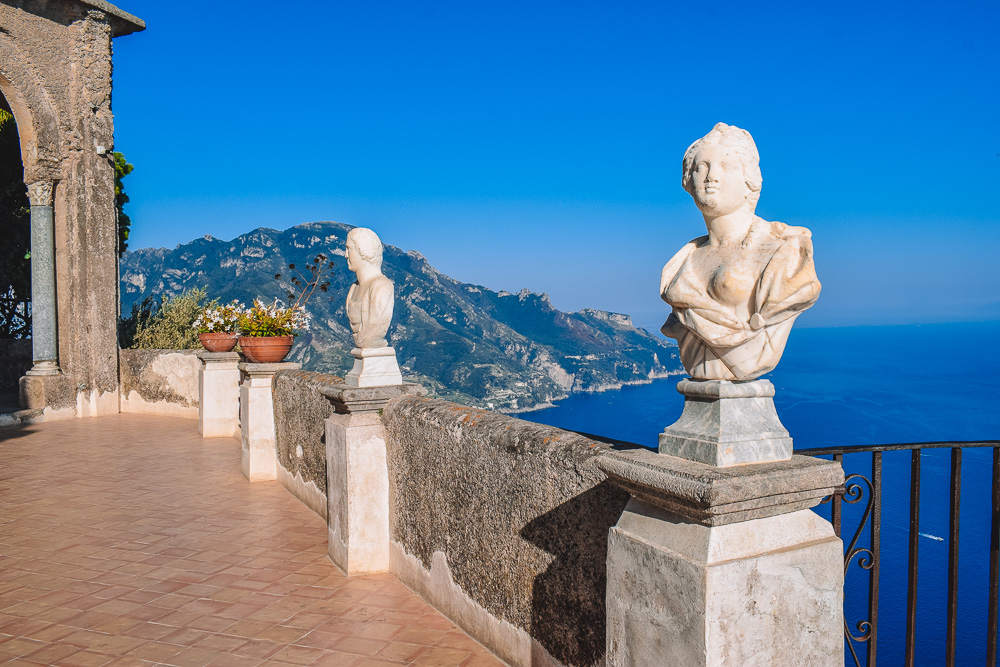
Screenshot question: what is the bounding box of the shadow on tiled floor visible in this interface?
[0,415,503,666]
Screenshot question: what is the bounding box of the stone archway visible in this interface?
[0,1,144,418]
[0,50,63,383]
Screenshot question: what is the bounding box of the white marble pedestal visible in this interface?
[238,362,299,481]
[344,347,403,387]
[607,500,843,666]
[198,352,240,438]
[659,378,792,466]
[326,411,390,574]
[599,448,845,666]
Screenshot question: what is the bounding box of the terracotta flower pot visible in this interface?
[198,332,239,352]
[238,335,294,363]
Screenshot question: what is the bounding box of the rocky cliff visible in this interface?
[121,221,680,411]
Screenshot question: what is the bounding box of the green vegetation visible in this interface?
[121,287,212,350]
[113,151,133,257]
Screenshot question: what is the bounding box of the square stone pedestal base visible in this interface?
[239,362,299,481]
[659,378,792,466]
[326,411,390,574]
[344,347,403,387]
[198,352,240,438]
[607,498,843,666]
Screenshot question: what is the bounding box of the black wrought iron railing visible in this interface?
[795,441,1000,667]
[0,297,30,339]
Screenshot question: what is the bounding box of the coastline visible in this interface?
[501,369,685,415]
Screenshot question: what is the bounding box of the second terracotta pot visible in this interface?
[238,335,293,363]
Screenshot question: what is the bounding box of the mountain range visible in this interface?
[120,221,681,411]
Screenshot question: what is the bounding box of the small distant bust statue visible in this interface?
[660,123,821,381]
[346,227,394,348]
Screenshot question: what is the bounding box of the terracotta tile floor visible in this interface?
[0,415,503,667]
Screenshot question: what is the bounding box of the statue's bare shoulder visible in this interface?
[660,236,705,295]
[768,219,812,241]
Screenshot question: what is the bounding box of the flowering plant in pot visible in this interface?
[192,300,244,352]
[237,253,331,363]
[235,299,311,363]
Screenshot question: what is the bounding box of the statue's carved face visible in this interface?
[346,240,360,273]
[688,142,750,217]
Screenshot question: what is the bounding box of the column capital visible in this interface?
[27,180,53,207]
[597,448,843,526]
[318,380,426,414]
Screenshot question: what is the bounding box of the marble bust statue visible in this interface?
[346,227,394,348]
[660,123,821,381]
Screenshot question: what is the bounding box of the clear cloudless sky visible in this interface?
[110,0,999,331]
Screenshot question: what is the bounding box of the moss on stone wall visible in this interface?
[382,396,630,667]
[272,370,335,495]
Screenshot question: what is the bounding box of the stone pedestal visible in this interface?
[198,352,240,438]
[238,362,299,481]
[598,448,845,667]
[659,378,792,466]
[318,382,425,574]
[344,347,403,387]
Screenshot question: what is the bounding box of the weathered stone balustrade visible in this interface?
[191,366,848,666]
[270,371,630,666]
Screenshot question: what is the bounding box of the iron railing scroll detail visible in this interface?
[796,440,1000,667]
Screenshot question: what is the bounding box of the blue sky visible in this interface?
[111,0,999,331]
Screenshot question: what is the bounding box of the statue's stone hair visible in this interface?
[682,122,763,210]
[346,227,384,267]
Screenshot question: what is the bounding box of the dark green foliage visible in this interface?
[124,287,210,350]
[113,151,134,257]
[0,109,30,304]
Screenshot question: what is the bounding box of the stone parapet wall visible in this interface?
[382,396,629,667]
[118,349,199,418]
[272,370,337,518]
[0,340,32,392]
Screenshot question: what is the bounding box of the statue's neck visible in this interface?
[704,209,755,247]
[354,264,380,286]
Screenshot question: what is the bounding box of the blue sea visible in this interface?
[521,321,1000,666]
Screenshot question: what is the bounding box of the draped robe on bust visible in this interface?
[660,218,821,380]
[347,274,394,348]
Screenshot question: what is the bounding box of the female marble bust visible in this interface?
[346,227,394,349]
[660,123,821,380]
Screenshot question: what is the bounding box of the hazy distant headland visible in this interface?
[121,221,681,411]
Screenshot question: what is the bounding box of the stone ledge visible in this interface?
[318,382,426,414]
[597,447,843,526]
[238,362,301,378]
[198,351,240,362]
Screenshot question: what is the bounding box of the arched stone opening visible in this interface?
[0,55,63,384]
[0,90,33,398]
[0,1,144,419]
